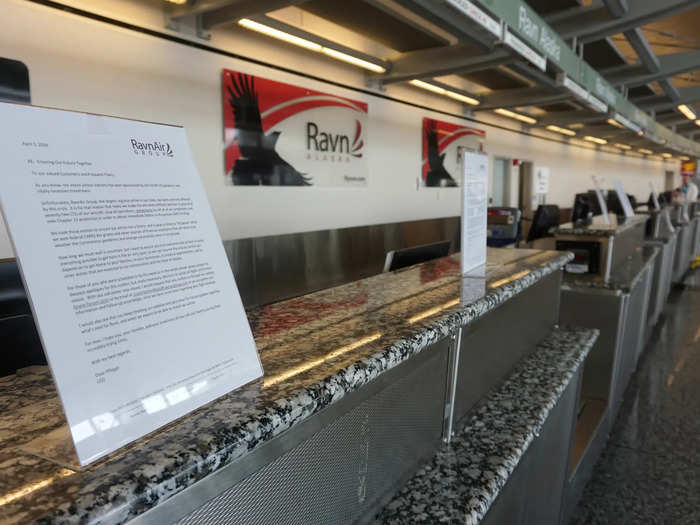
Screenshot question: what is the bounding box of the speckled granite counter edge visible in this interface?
[110,252,574,522]
[379,326,599,525]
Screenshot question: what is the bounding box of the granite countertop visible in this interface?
[553,214,647,237]
[378,326,599,525]
[0,248,572,524]
[562,245,659,293]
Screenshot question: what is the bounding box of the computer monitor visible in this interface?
[527,205,560,243]
[571,193,592,224]
[606,190,625,217]
[383,240,451,272]
[0,260,45,376]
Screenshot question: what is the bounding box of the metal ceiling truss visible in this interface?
[553,0,698,44]
[161,0,700,154]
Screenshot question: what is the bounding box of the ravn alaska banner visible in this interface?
[421,118,485,188]
[223,70,368,187]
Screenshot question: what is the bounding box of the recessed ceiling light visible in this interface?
[546,125,576,136]
[584,135,607,145]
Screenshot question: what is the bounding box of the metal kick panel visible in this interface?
[559,289,625,406]
[612,267,651,419]
[224,217,460,308]
[609,222,645,272]
[482,367,581,525]
[453,271,561,426]
[175,342,449,525]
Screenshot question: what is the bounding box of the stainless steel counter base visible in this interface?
[644,237,675,342]
[133,337,453,525]
[560,261,652,522]
[128,273,564,525]
[673,223,694,284]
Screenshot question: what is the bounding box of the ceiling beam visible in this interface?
[168,0,307,24]
[394,0,495,51]
[553,0,698,44]
[378,47,511,84]
[476,87,570,110]
[538,111,609,127]
[646,86,700,112]
[605,50,700,88]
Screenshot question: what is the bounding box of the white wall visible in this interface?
[0,0,678,258]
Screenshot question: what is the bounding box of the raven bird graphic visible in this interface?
[424,120,457,187]
[227,73,311,186]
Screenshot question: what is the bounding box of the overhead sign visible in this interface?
[446,0,501,38]
[586,93,608,113]
[559,74,588,102]
[0,102,263,465]
[472,0,700,157]
[504,30,547,71]
[461,151,489,274]
[682,160,697,176]
[421,117,485,188]
[222,70,368,187]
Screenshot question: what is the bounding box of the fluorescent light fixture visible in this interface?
[615,143,632,150]
[546,125,576,136]
[239,19,322,51]
[695,120,700,127]
[638,148,653,154]
[409,80,479,105]
[238,19,386,73]
[584,135,607,145]
[607,118,624,129]
[637,130,644,136]
[494,108,537,125]
[445,90,480,106]
[661,153,672,158]
[678,104,697,120]
[409,79,445,94]
[681,156,691,160]
[321,47,386,73]
[164,0,188,3]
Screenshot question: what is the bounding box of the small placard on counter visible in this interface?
[461,151,489,275]
[0,103,263,466]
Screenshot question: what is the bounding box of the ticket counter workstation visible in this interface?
[640,209,677,340]
[671,203,697,283]
[1,246,599,525]
[534,214,655,521]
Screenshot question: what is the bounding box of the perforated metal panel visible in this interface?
[175,342,449,525]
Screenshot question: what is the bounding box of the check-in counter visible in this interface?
[537,215,654,522]
[671,203,695,283]
[641,209,677,340]
[1,248,596,525]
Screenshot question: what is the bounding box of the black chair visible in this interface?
[0,260,46,377]
[383,240,451,272]
[527,205,561,243]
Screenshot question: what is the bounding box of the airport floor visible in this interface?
[570,269,700,524]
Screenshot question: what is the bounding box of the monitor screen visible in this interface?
[383,240,451,272]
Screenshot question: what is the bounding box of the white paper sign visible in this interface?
[0,103,263,465]
[535,166,549,194]
[592,176,610,225]
[649,182,661,211]
[462,151,489,274]
[614,180,635,218]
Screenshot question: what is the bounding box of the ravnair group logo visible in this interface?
[222,70,368,187]
[422,118,485,188]
[130,139,174,158]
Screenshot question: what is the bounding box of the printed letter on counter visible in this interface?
[0,103,263,465]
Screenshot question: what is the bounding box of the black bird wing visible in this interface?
[228,73,264,158]
[424,121,457,187]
